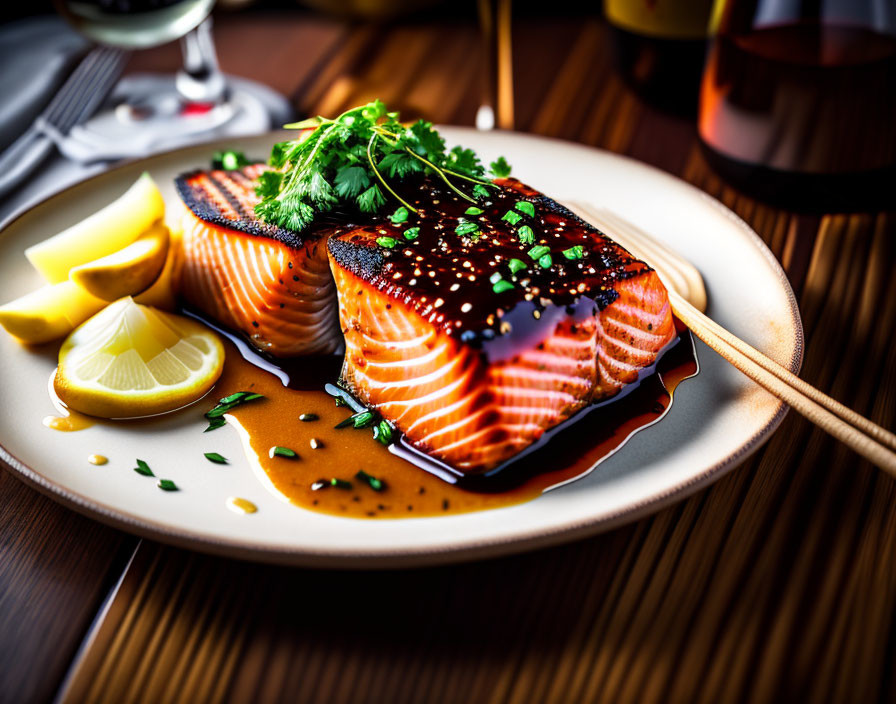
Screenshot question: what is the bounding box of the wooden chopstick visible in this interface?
[568,202,896,475]
[669,289,896,475]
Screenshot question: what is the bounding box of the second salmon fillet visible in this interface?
[328,178,676,474]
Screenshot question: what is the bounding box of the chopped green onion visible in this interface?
[473,184,491,199]
[403,226,420,240]
[373,420,394,445]
[493,280,515,293]
[270,446,298,459]
[508,258,527,274]
[134,459,154,477]
[206,392,265,419]
[299,413,319,422]
[356,469,386,491]
[390,206,409,224]
[562,245,585,260]
[204,417,226,432]
[517,225,535,244]
[489,271,503,284]
[515,201,535,217]
[376,236,397,249]
[218,392,249,405]
[455,221,480,237]
[330,478,353,490]
[465,206,484,216]
[352,411,376,428]
[538,253,553,268]
[157,479,178,491]
[204,452,228,464]
[502,210,522,225]
[527,245,551,260]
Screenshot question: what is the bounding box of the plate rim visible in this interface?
[0,129,804,568]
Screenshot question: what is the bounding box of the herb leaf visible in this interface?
[157,479,178,491]
[254,101,507,231]
[204,452,228,464]
[490,156,512,178]
[270,446,298,459]
[134,459,154,477]
[356,470,386,491]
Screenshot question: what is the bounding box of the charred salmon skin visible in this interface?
[175,165,342,357]
[328,178,675,474]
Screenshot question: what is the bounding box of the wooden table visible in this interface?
[2,9,894,703]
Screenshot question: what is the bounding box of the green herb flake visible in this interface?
[299,413,319,422]
[376,236,397,249]
[502,210,523,226]
[517,225,535,244]
[206,392,265,419]
[538,253,553,269]
[465,206,484,216]
[204,452,228,464]
[270,446,298,459]
[473,184,491,199]
[515,201,535,217]
[157,479,178,491]
[390,206,409,224]
[403,226,420,240]
[352,411,376,429]
[330,478,353,490]
[493,280,515,294]
[508,258,527,275]
[373,420,394,446]
[212,150,250,171]
[455,221,480,238]
[562,245,585,260]
[204,417,226,432]
[527,245,551,260]
[134,459,154,477]
[490,156,512,178]
[356,469,386,492]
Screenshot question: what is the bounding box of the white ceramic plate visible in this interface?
[0,130,802,567]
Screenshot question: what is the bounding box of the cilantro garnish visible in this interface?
[254,100,511,231]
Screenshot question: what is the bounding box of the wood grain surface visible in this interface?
[2,8,895,704]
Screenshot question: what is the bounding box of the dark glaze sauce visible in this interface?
[208,320,697,519]
[326,177,651,361]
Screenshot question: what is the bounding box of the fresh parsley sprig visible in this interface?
[254,100,512,231]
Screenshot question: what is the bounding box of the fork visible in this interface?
[567,201,896,476]
[0,46,128,199]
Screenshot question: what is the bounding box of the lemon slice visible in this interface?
[0,281,107,344]
[55,297,224,418]
[26,172,166,283]
[70,222,170,301]
[134,226,184,311]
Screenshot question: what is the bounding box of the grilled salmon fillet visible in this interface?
[328,178,676,474]
[175,165,341,357]
[176,168,676,474]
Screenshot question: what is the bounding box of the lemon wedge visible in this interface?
[70,222,170,301]
[0,281,107,344]
[26,172,165,283]
[134,226,184,311]
[55,297,224,418]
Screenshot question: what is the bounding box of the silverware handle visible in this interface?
[0,128,56,201]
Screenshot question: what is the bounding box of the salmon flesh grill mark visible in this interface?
[176,167,676,473]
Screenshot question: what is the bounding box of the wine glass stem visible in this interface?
[176,17,228,104]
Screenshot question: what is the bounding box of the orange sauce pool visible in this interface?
[212,329,697,520]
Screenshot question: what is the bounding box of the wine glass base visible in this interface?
[56,73,293,163]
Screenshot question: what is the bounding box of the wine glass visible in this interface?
[698,0,896,209]
[52,0,293,162]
